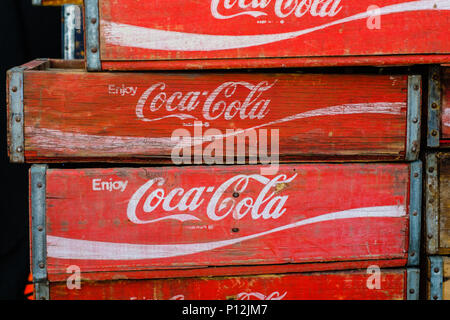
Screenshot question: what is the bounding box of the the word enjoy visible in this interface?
[92,178,128,192]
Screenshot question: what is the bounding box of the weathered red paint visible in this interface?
[50,269,408,300]
[35,163,412,281]
[11,59,414,162]
[95,0,450,70]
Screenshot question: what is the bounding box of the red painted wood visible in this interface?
[96,0,450,70]
[442,67,450,143]
[49,269,407,300]
[100,54,450,71]
[37,163,411,281]
[16,60,411,162]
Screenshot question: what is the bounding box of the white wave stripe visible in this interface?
[47,205,405,261]
[102,0,450,51]
[28,102,403,152]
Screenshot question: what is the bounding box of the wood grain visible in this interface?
[36,163,411,281]
[49,269,407,300]
[97,0,450,70]
[440,154,450,253]
[17,62,412,162]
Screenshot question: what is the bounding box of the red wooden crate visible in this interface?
[48,268,418,300]
[29,162,421,298]
[7,59,421,163]
[83,0,450,71]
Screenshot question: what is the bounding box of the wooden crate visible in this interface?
[29,162,422,299]
[428,66,450,148]
[82,0,450,71]
[47,268,419,300]
[427,256,450,300]
[426,152,450,254]
[7,59,422,163]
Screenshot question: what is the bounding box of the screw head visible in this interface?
[37,182,43,188]
[410,251,415,257]
[409,289,415,294]
[91,17,97,24]
[428,167,435,173]
[434,267,440,273]
[428,234,433,239]
[431,130,438,137]
[232,192,239,198]
[16,146,23,153]
[15,115,22,122]
[412,211,417,216]
[38,262,45,269]
[432,103,438,109]
[91,47,98,54]
[412,117,418,124]
[232,228,239,233]
[413,84,419,91]
[37,226,43,232]
[433,295,438,300]
[414,172,419,178]
[11,86,18,92]
[411,146,417,152]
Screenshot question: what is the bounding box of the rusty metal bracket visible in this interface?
[8,67,25,163]
[408,160,422,266]
[31,165,48,300]
[425,153,439,254]
[428,65,441,147]
[429,256,443,300]
[406,75,422,161]
[85,0,101,71]
[407,268,420,300]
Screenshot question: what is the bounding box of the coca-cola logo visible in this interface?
[135,80,276,123]
[126,173,297,224]
[211,0,343,19]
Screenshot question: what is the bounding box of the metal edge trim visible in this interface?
[32,0,43,5]
[408,160,422,266]
[8,67,25,163]
[407,268,420,300]
[427,65,441,147]
[31,165,48,300]
[85,0,101,71]
[63,5,77,59]
[425,153,439,254]
[406,75,422,161]
[429,256,443,300]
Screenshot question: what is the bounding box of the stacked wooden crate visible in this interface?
[12,0,450,300]
[426,66,450,300]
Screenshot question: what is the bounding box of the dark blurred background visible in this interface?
[0,0,61,300]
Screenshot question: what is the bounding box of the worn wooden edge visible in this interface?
[62,5,83,60]
[428,256,444,300]
[30,165,49,300]
[34,0,83,5]
[408,161,422,266]
[427,65,442,148]
[99,55,450,71]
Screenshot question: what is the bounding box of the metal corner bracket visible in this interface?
[32,0,43,5]
[9,67,25,163]
[85,0,101,71]
[408,160,422,266]
[406,75,422,161]
[427,65,441,148]
[407,268,420,300]
[425,153,439,255]
[31,165,49,300]
[429,256,443,300]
